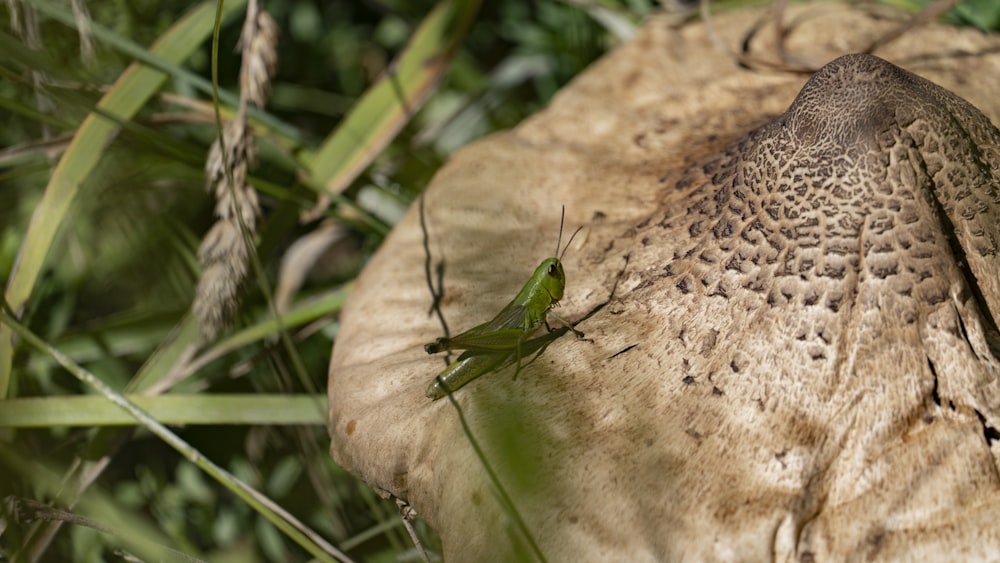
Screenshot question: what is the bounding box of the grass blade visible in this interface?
[307,0,481,195]
[0,305,352,563]
[0,0,249,395]
[0,394,327,427]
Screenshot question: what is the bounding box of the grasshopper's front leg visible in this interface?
[511,334,526,381]
[512,328,568,381]
[545,310,588,341]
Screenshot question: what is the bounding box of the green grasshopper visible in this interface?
[426,328,570,400]
[424,211,584,400]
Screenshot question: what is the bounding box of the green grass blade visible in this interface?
[211,285,349,357]
[26,0,304,143]
[127,315,202,393]
[0,451,206,561]
[0,0,248,396]
[443,391,547,562]
[307,0,481,195]
[0,394,327,427]
[0,306,352,563]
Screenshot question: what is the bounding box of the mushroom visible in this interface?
[329,4,1000,560]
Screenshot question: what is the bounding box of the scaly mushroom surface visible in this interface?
[329,4,1000,560]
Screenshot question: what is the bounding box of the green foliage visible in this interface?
[887,0,1000,30]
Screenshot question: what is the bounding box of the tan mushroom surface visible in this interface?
[328,3,1000,560]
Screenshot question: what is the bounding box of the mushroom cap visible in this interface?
[329,4,1000,560]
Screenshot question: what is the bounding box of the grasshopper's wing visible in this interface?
[459,300,533,337]
[428,328,528,353]
[477,300,537,333]
[427,301,539,353]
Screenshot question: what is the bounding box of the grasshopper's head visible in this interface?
[537,207,579,304]
[536,257,566,303]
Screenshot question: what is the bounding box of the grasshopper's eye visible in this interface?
[547,263,558,277]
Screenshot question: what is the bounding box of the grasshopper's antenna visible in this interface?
[560,225,584,261]
[555,206,583,261]
[555,206,566,258]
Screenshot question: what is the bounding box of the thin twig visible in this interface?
[865,0,961,54]
[420,195,451,361]
[395,498,431,563]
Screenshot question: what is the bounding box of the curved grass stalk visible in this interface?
[0,0,248,395]
[0,303,352,563]
[443,390,548,563]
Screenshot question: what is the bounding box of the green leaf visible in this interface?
[0,394,327,427]
[306,0,481,195]
[0,0,249,396]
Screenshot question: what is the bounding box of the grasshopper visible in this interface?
[424,210,584,400]
[426,328,570,400]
